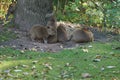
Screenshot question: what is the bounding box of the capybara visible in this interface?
[70,27,94,43]
[47,17,57,43]
[29,25,50,43]
[57,24,68,42]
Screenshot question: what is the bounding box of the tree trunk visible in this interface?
[14,0,53,31]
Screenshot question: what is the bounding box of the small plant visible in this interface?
[0,28,16,43]
[54,0,120,29]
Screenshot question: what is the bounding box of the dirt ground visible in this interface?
[0,22,119,52]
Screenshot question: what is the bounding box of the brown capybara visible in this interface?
[47,17,57,43]
[70,27,94,43]
[47,35,57,43]
[57,24,68,42]
[29,24,54,43]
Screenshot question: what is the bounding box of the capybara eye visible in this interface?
[47,26,50,29]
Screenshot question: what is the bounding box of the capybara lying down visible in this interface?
[29,24,56,43]
[70,27,94,43]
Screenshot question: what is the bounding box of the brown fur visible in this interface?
[29,25,50,43]
[47,35,57,43]
[71,27,94,43]
[47,17,57,43]
[57,24,68,42]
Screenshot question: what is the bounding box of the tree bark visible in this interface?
[14,0,53,31]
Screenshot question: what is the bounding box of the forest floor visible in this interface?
[0,22,120,53]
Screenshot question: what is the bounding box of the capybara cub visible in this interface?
[47,17,58,43]
[71,27,94,43]
[57,24,68,42]
[30,24,53,43]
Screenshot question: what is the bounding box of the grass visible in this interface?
[0,28,16,43]
[0,41,120,80]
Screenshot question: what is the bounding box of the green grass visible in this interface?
[0,28,16,43]
[0,41,120,80]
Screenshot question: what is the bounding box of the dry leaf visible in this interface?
[81,73,92,78]
[93,59,101,62]
[88,45,93,48]
[101,67,105,71]
[23,72,29,75]
[32,61,38,64]
[32,65,36,69]
[43,63,53,70]
[14,70,22,72]
[107,66,116,69]
[82,49,88,53]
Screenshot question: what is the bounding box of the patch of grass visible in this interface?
[0,28,16,43]
[0,41,120,80]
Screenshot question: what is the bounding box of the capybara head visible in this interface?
[46,16,57,36]
[46,26,57,36]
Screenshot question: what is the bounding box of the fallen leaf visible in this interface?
[95,55,102,59]
[111,77,118,80]
[82,49,88,53]
[109,52,114,54]
[13,66,18,69]
[32,65,36,70]
[29,48,37,51]
[40,49,45,52]
[101,67,105,71]
[93,59,101,62]
[7,73,13,77]
[47,57,55,60]
[20,50,25,53]
[65,63,70,67]
[14,70,22,72]
[112,71,120,74]
[23,72,29,75]
[60,45,63,48]
[88,45,93,48]
[12,45,16,48]
[81,73,92,78]
[106,66,116,69]
[32,61,38,64]
[22,65,29,68]
[43,63,53,70]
